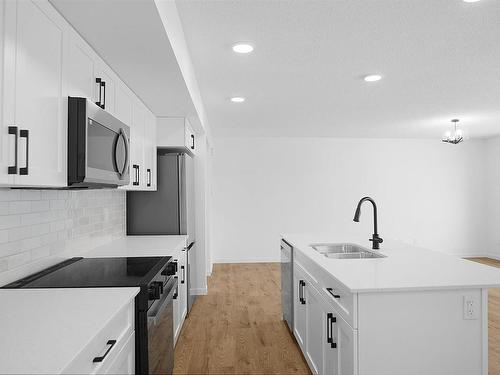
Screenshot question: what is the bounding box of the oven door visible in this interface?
[85,101,130,186]
[147,278,177,375]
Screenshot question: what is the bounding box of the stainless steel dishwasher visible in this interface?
[281,239,293,332]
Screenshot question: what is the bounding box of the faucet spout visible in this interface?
[353,197,383,250]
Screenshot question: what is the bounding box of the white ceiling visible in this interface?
[176,0,500,139]
[50,0,198,122]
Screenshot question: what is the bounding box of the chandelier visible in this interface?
[442,119,464,145]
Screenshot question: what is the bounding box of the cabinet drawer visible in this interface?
[63,301,134,374]
[295,250,357,328]
[104,331,135,375]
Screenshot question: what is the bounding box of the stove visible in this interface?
[4,256,178,375]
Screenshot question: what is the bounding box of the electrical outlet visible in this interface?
[463,295,478,320]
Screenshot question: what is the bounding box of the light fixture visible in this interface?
[230,97,245,103]
[442,119,464,144]
[463,0,481,3]
[364,74,382,82]
[232,43,254,54]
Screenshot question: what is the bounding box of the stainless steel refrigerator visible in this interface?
[127,152,196,311]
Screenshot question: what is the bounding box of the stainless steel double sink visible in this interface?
[310,243,386,259]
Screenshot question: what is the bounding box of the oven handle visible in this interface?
[115,128,129,179]
[147,278,177,327]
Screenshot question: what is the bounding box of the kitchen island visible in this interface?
[282,233,500,375]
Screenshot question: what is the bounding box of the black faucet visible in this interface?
[353,197,383,250]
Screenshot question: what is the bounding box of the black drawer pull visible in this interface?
[190,134,195,150]
[326,313,337,349]
[8,126,18,174]
[181,265,185,284]
[19,129,29,175]
[326,287,340,299]
[147,168,151,187]
[300,280,306,304]
[93,339,116,363]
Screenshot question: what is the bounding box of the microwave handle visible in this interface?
[115,128,129,178]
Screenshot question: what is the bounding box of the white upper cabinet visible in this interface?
[2,0,68,187]
[96,63,116,116]
[0,0,158,188]
[144,111,157,190]
[0,0,11,186]
[157,117,197,155]
[67,29,98,101]
[115,83,133,127]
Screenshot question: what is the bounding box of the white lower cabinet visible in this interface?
[293,260,358,375]
[104,331,135,375]
[63,299,135,375]
[173,246,188,344]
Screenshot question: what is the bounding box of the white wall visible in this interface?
[485,136,500,258]
[211,137,487,263]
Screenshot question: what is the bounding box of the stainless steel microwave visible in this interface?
[68,97,130,188]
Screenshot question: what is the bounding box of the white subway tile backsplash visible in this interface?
[0,189,125,274]
[31,200,50,213]
[20,190,41,200]
[9,201,31,215]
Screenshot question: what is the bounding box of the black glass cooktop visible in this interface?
[4,256,171,289]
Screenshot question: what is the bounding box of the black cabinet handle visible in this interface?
[326,313,337,348]
[299,280,306,304]
[147,168,151,187]
[19,129,29,175]
[137,165,140,185]
[102,81,106,110]
[181,265,185,284]
[173,280,178,300]
[8,126,18,174]
[190,134,195,150]
[326,287,341,299]
[93,340,116,363]
[132,165,139,186]
[95,78,103,108]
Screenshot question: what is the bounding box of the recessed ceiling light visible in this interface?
[230,97,246,103]
[232,43,254,54]
[364,74,382,82]
[463,0,481,3]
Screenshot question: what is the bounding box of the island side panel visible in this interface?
[357,289,484,375]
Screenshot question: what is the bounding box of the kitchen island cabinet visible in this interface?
[283,233,500,375]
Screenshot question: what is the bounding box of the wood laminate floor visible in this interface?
[467,257,500,375]
[173,263,310,374]
[174,260,500,375]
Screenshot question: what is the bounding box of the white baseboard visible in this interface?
[213,259,280,264]
[190,287,208,295]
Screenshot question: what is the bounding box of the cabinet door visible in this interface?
[94,64,116,115]
[305,285,326,375]
[67,29,97,101]
[144,111,157,190]
[178,249,188,322]
[130,101,145,189]
[0,0,13,185]
[4,0,68,187]
[103,331,135,375]
[293,265,307,352]
[324,311,357,375]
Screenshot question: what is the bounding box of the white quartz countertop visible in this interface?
[83,235,188,258]
[283,233,500,293]
[0,287,139,374]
